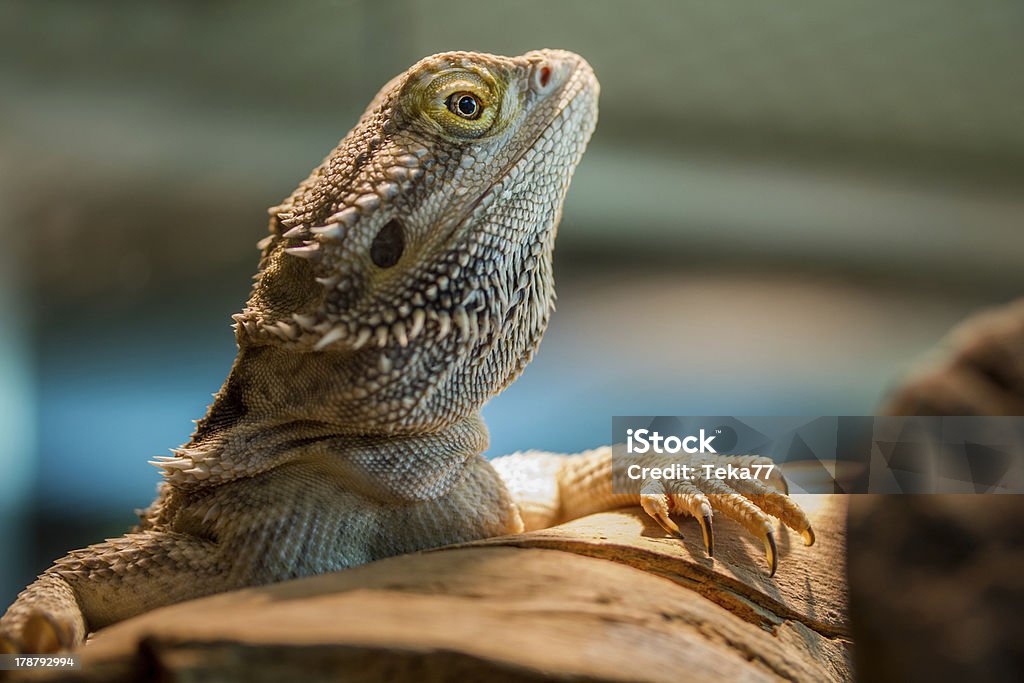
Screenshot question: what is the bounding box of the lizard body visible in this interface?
[1,50,813,654]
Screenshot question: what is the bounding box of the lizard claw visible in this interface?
[698,513,714,557]
[764,530,778,577]
[635,455,813,577]
[640,492,685,540]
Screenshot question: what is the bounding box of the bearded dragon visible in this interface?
[0,49,814,654]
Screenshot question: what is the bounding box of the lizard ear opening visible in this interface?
[370,219,405,268]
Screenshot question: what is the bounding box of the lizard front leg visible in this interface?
[491,448,814,576]
[0,531,237,653]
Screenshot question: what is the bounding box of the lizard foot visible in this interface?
[23,612,76,653]
[0,632,17,655]
[0,612,79,654]
[637,456,814,576]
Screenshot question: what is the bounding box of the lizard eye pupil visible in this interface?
[447,92,482,120]
[457,96,477,117]
[370,219,405,268]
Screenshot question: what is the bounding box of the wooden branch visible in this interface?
[32,497,850,682]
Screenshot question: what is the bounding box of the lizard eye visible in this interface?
[446,92,482,120]
[416,70,499,138]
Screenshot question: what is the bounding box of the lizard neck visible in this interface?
[196,342,492,435]
[161,343,492,485]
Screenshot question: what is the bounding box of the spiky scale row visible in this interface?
[286,276,498,353]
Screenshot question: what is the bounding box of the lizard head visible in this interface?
[234,49,598,429]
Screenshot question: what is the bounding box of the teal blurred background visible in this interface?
[1,0,1022,605]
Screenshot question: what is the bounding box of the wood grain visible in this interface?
[22,497,850,682]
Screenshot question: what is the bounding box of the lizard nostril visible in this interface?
[539,66,551,88]
[532,62,557,93]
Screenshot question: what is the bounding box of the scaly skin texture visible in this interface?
[0,49,813,654]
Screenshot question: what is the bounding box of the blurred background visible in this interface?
[1,0,1022,606]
